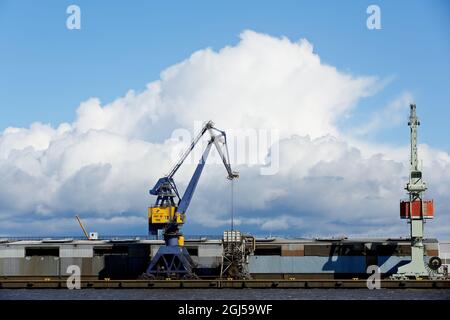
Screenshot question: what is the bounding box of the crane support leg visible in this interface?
[145,246,195,279]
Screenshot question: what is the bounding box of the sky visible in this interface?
[0,0,449,238]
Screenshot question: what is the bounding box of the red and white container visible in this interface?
[400,200,434,219]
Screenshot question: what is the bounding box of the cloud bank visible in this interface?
[0,30,449,238]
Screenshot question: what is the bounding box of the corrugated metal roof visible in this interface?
[0,237,442,248]
[0,247,25,258]
[60,247,93,258]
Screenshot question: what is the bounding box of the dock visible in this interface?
[1,278,450,289]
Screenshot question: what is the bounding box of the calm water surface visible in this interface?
[1,289,450,300]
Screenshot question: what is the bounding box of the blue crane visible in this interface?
[143,120,238,279]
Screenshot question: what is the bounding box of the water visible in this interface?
[1,289,450,300]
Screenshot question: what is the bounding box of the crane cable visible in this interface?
[230,178,234,231]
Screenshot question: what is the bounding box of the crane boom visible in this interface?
[166,121,214,179]
[177,140,213,214]
[208,127,237,180]
[75,215,89,240]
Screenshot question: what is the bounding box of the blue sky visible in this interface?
[0,1,449,237]
[1,0,449,149]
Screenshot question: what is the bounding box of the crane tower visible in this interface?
[395,104,434,278]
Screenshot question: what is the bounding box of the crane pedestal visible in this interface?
[396,219,429,278]
[144,245,196,280]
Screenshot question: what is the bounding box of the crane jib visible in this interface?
[147,120,238,237]
[177,140,213,214]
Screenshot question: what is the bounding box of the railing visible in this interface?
[0,234,441,242]
[0,235,224,241]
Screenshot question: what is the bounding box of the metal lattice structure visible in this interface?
[220,230,255,280]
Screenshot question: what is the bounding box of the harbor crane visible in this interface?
[394,104,444,279]
[75,215,98,240]
[143,121,238,279]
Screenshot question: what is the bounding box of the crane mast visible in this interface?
[395,104,436,278]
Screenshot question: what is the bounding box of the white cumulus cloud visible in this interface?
[0,30,449,239]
